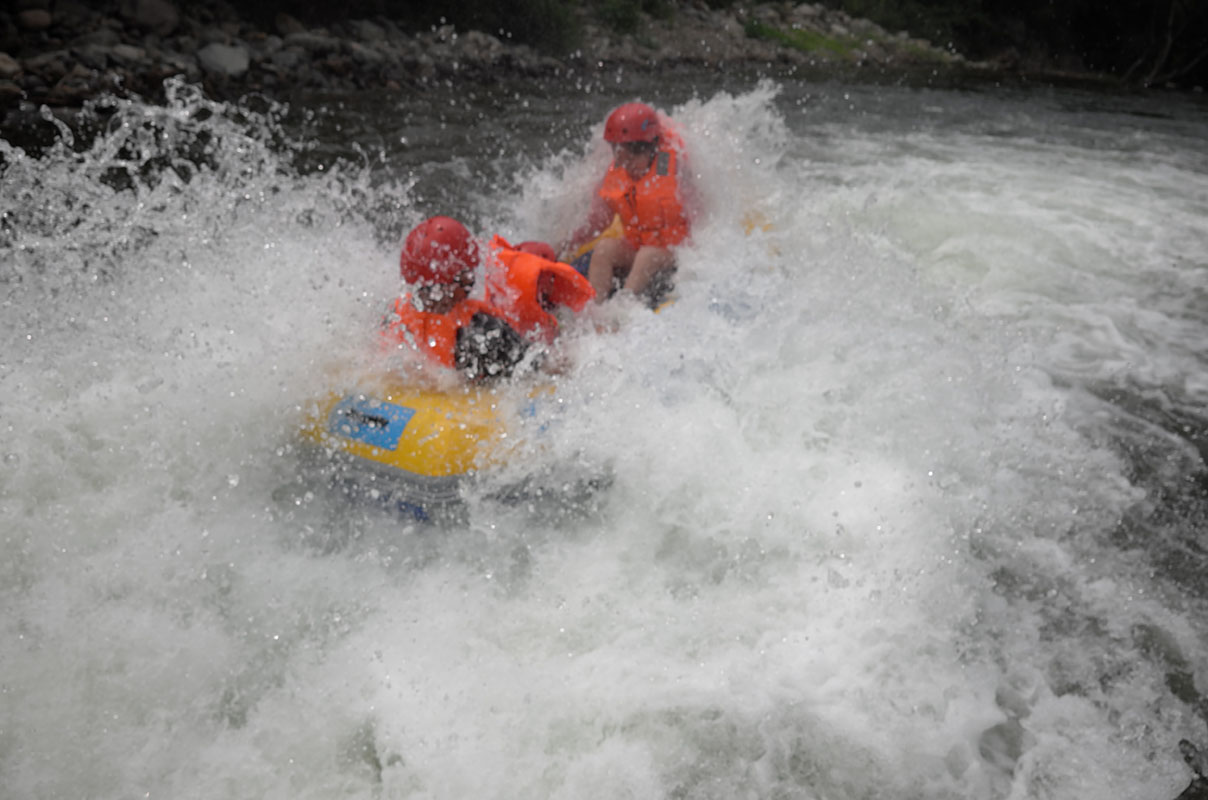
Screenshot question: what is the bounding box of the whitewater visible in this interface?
[2,75,1207,798]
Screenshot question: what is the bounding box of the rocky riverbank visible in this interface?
[0,0,998,114]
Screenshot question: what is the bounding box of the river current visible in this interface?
[2,72,1207,798]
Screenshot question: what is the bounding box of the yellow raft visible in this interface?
[298,373,530,519]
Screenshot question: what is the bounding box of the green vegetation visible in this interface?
[743,19,859,58]
[744,17,953,64]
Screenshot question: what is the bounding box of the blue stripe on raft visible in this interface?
[327,395,416,451]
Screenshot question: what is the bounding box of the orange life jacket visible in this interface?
[598,130,690,249]
[486,236,595,343]
[381,294,496,368]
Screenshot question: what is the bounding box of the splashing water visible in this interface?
[2,77,1207,799]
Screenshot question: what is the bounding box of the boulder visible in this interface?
[459,30,505,62]
[197,42,248,77]
[110,44,147,65]
[158,51,201,81]
[284,31,342,53]
[347,41,385,66]
[46,63,99,105]
[347,19,386,43]
[119,0,180,36]
[0,51,20,78]
[250,34,284,56]
[275,13,306,37]
[0,78,22,106]
[23,49,69,81]
[73,28,122,47]
[17,9,53,31]
[75,44,113,70]
[270,46,307,71]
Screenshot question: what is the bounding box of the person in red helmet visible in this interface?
[381,216,530,382]
[560,101,694,306]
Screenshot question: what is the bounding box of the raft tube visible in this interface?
[298,373,523,519]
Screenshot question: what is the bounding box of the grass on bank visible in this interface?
[743,19,859,58]
[744,17,956,64]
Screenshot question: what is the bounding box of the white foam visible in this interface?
[3,80,1207,799]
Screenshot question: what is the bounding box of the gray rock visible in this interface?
[159,51,201,81]
[18,72,47,93]
[347,41,385,66]
[47,63,99,105]
[23,49,69,80]
[73,28,122,47]
[284,31,342,53]
[0,78,22,105]
[74,44,113,69]
[410,52,436,79]
[459,30,505,61]
[347,19,386,42]
[0,51,20,78]
[255,35,284,54]
[197,42,249,77]
[120,0,180,36]
[747,6,775,25]
[275,13,306,37]
[110,44,147,64]
[377,19,406,42]
[17,9,52,30]
[860,42,890,63]
[849,18,883,37]
[270,46,307,71]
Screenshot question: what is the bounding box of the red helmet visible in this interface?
[603,102,660,144]
[516,240,557,261]
[399,216,478,284]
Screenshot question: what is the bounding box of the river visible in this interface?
[2,71,1207,799]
